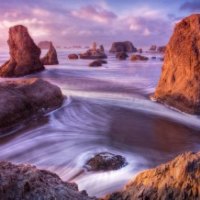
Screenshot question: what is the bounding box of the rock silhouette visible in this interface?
[110,41,137,53]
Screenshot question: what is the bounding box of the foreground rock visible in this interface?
[154,14,200,114]
[130,54,148,61]
[41,42,59,65]
[84,152,127,171]
[116,52,129,60]
[0,25,44,77]
[68,54,79,59]
[104,151,200,200]
[0,161,95,200]
[0,78,63,129]
[110,41,137,53]
[38,41,51,49]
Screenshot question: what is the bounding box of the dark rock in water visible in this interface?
[103,151,200,200]
[137,48,143,53]
[116,52,129,60]
[89,60,103,67]
[149,45,157,51]
[157,46,166,53]
[0,78,63,129]
[154,14,200,114]
[160,57,164,61]
[131,54,149,61]
[151,56,156,59]
[41,42,59,65]
[68,54,79,59]
[0,161,96,200]
[110,41,137,53]
[85,152,127,171]
[38,41,51,49]
[0,25,44,77]
[100,45,105,53]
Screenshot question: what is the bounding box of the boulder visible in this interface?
[116,52,129,60]
[0,161,96,200]
[41,42,59,65]
[157,46,166,53]
[68,54,79,59]
[153,14,200,114]
[84,152,127,171]
[89,60,103,67]
[0,78,63,129]
[38,41,51,49]
[110,41,137,53]
[0,25,44,77]
[103,151,200,200]
[130,54,149,61]
[149,45,157,51]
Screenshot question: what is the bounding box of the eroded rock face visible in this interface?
[0,161,96,200]
[130,54,148,61]
[154,14,200,114]
[103,151,200,200]
[110,41,137,53]
[0,25,44,77]
[0,78,63,129]
[84,152,127,171]
[41,42,59,65]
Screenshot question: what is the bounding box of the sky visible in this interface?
[0,0,199,48]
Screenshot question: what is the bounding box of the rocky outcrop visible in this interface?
[149,45,157,51]
[157,46,166,53]
[130,54,148,61]
[116,52,129,60]
[0,161,96,200]
[103,151,200,200]
[0,25,44,77]
[137,48,143,53]
[110,41,137,53]
[68,54,79,59]
[153,14,200,114]
[84,152,127,171]
[89,60,107,67]
[0,78,63,129]
[38,41,51,49]
[41,42,59,65]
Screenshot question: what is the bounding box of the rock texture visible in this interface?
[68,54,79,59]
[109,41,137,53]
[0,161,96,200]
[154,14,200,114]
[38,41,51,49]
[116,52,129,60]
[103,151,200,200]
[41,42,59,65]
[0,25,44,77]
[0,78,63,129]
[84,152,127,171]
[130,54,148,61]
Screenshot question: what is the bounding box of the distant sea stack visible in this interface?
[0,25,44,77]
[38,41,51,49]
[109,41,137,53]
[41,42,59,65]
[153,14,200,114]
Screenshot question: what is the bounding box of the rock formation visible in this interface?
[103,151,200,200]
[157,46,166,53]
[0,161,96,200]
[137,48,143,53]
[149,45,157,51]
[0,78,63,129]
[130,54,148,61]
[154,14,200,114]
[38,41,51,49]
[0,25,44,77]
[116,52,129,60]
[110,41,137,53]
[89,60,107,67]
[68,54,79,59]
[41,42,59,65]
[85,152,127,171]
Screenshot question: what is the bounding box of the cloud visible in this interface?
[180,1,200,12]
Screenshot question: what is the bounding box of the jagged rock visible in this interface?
[41,42,59,65]
[84,152,127,171]
[110,41,137,53]
[103,151,200,200]
[149,45,157,51]
[0,161,96,200]
[0,78,63,129]
[153,14,200,114]
[68,54,79,59]
[116,52,129,60]
[38,41,51,49]
[130,54,148,61]
[0,25,44,77]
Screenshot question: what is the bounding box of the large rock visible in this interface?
[0,161,96,200]
[103,151,200,200]
[0,25,44,77]
[110,41,137,53]
[130,54,148,61]
[153,14,200,114]
[41,42,59,65]
[38,41,51,49]
[0,78,63,129]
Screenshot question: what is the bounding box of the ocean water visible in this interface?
[0,49,199,197]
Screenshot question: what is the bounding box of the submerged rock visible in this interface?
[0,25,44,77]
[84,152,127,171]
[130,54,148,61]
[68,54,79,59]
[110,41,137,53]
[116,52,129,60]
[41,42,59,65]
[154,14,200,114]
[103,151,200,200]
[0,161,96,200]
[0,78,63,129]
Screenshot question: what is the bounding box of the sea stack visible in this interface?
[109,41,137,53]
[41,42,59,65]
[0,25,44,77]
[153,14,200,114]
